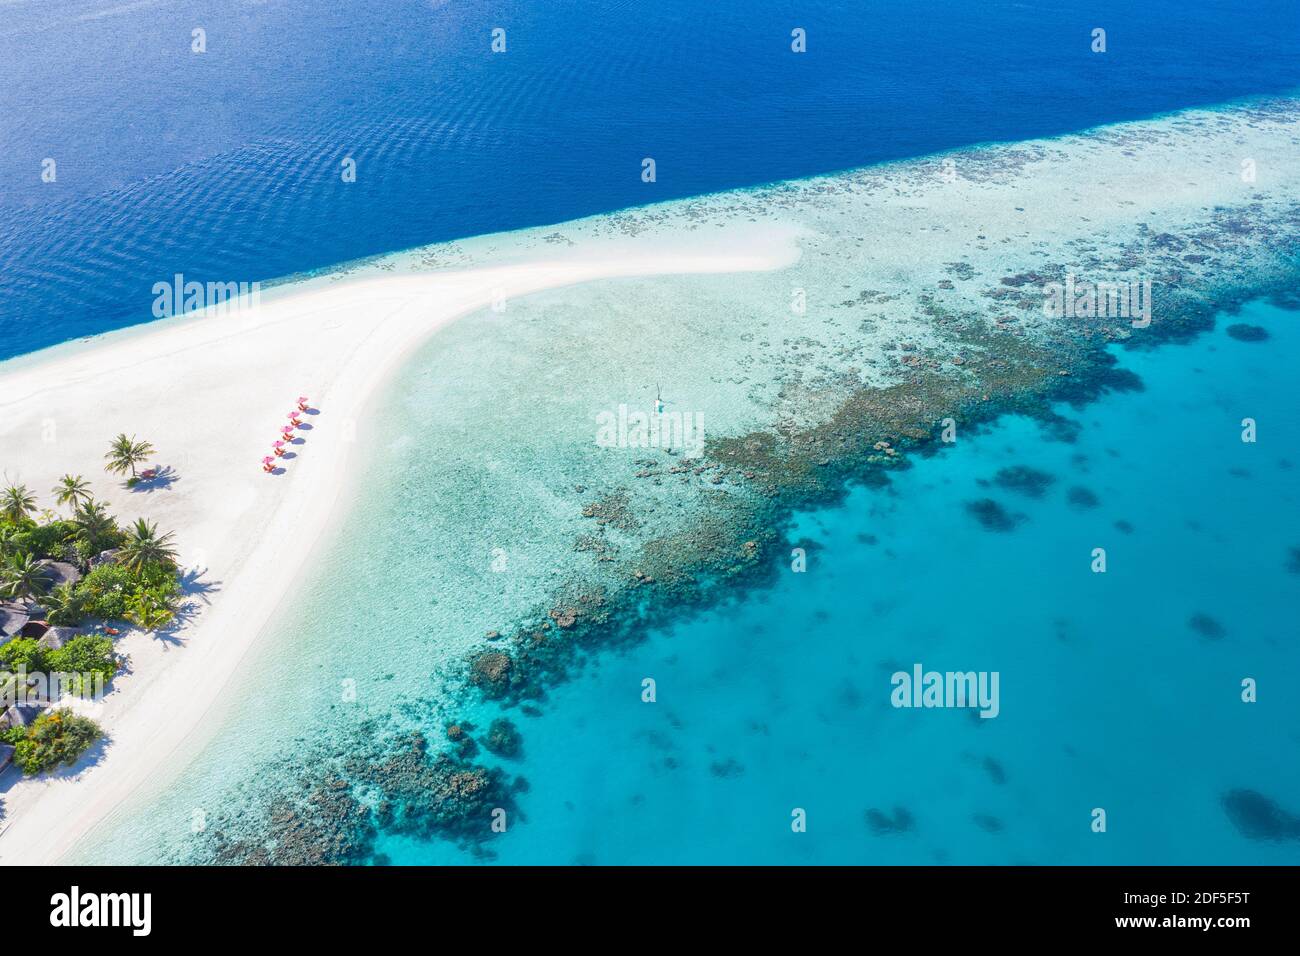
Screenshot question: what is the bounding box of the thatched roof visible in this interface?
[35,559,82,590]
[38,626,79,651]
[0,703,45,730]
[0,603,31,640]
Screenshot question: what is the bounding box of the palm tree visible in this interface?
[118,518,178,571]
[1,484,37,524]
[43,582,85,626]
[104,434,155,480]
[72,500,119,553]
[52,474,92,514]
[125,587,174,631]
[0,552,47,602]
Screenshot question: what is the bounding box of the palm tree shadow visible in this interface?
[179,566,221,605]
[129,464,179,493]
[112,651,135,679]
[45,735,112,778]
[0,734,113,803]
[162,567,222,638]
[150,627,185,646]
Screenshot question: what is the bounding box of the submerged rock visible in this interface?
[469,651,514,698]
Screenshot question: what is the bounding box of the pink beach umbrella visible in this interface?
[262,456,275,473]
[273,440,286,456]
[287,411,301,422]
[297,395,309,411]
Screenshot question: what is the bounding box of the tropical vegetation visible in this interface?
[0,464,182,631]
[0,633,117,694]
[1,441,175,776]
[0,708,103,775]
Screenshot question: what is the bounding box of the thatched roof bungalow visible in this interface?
[35,559,82,591]
[38,626,79,651]
[19,619,49,639]
[0,703,45,732]
[0,603,31,643]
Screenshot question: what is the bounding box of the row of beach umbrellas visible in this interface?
[263,396,311,473]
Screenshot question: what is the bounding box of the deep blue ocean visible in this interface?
[2,0,1300,360]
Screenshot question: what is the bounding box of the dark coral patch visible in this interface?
[195,730,515,865]
[965,498,1023,531]
[483,718,523,758]
[865,806,915,835]
[1066,486,1099,509]
[1225,323,1269,342]
[1222,790,1300,841]
[709,758,745,778]
[991,464,1056,498]
[1188,612,1226,641]
[983,756,1007,785]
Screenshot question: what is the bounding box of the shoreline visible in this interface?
[0,221,804,863]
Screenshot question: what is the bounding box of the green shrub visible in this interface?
[75,562,134,619]
[8,521,75,560]
[136,561,180,595]
[11,708,102,774]
[71,537,98,568]
[47,634,117,692]
[0,637,50,674]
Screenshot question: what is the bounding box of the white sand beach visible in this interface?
[0,222,803,863]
